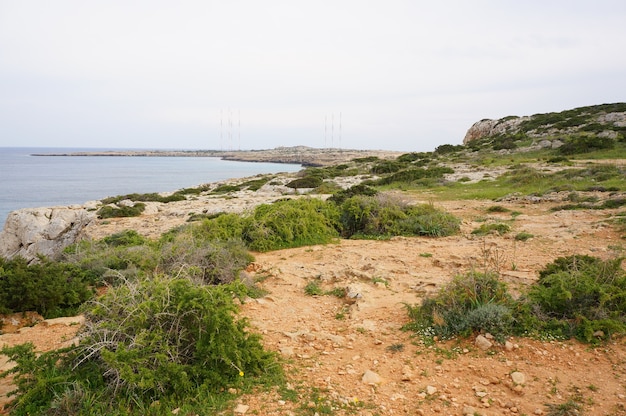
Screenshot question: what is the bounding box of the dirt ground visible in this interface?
[2,196,626,415]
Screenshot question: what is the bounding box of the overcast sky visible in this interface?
[1,1,625,152]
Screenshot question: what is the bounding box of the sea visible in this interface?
[0,147,302,226]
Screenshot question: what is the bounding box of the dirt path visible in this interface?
[2,198,625,415]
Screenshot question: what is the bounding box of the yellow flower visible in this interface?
[353,397,359,404]
[239,371,244,377]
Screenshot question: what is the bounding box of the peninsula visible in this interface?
[31,146,404,167]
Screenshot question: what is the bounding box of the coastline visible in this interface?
[31,146,404,167]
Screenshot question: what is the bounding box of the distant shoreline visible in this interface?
[31,146,403,167]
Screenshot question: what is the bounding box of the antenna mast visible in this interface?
[331,113,334,148]
[339,112,342,149]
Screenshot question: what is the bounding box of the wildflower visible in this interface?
[239,371,244,377]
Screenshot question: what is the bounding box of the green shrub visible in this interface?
[327,183,379,205]
[97,202,146,219]
[371,160,406,174]
[285,176,323,189]
[515,232,534,241]
[1,277,280,414]
[558,135,615,155]
[375,166,454,186]
[471,222,511,236]
[239,176,271,191]
[243,198,340,251]
[397,152,425,163]
[159,235,253,285]
[338,195,460,238]
[486,205,510,213]
[101,230,148,247]
[101,192,186,205]
[406,271,514,341]
[211,184,242,194]
[304,281,324,296]
[0,257,94,318]
[523,255,626,342]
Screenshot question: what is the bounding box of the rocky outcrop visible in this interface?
[0,206,96,262]
[463,103,626,145]
[463,117,528,144]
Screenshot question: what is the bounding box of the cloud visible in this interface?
[0,0,625,151]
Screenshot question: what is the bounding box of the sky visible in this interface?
[0,1,625,152]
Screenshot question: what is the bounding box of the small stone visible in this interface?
[278,400,286,405]
[279,346,295,357]
[593,330,605,338]
[463,405,477,415]
[484,332,494,339]
[475,334,493,350]
[234,404,249,414]
[362,369,382,385]
[426,385,437,395]
[510,371,526,385]
[534,408,544,415]
[401,365,413,381]
[171,408,180,415]
[227,388,238,395]
[505,341,514,351]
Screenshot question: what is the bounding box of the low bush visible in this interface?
[1,277,281,414]
[407,255,626,344]
[101,192,186,205]
[471,222,511,236]
[327,183,378,205]
[159,234,253,285]
[243,198,340,251]
[338,194,460,238]
[97,202,146,219]
[0,257,95,318]
[523,255,626,342]
[285,176,323,189]
[375,166,454,186]
[558,135,615,155]
[406,271,514,341]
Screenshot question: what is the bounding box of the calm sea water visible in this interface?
[0,147,301,226]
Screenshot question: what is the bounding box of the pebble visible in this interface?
[233,404,249,414]
[510,371,526,385]
[362,369,382,385]
[475,334,493,350]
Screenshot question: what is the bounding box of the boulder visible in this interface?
[0,206,96,261]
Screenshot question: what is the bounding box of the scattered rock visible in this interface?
[426,385,437,395]
[475,334,493,350]
[401,365,413,381]
[510,371,526,385]
[362,369,382,385]
[233,403,250,414]
[463,405,477,415]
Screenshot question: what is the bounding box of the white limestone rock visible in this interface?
[0,206,96,261]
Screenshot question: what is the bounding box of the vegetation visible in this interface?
[338,195,460,239]
[406,255,626,344]
[1,278,280,415]
[0,257,95,318]
[97,202,146,219]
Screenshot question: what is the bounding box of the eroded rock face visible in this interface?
[0,206,96,261]
[462,117,528,145]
